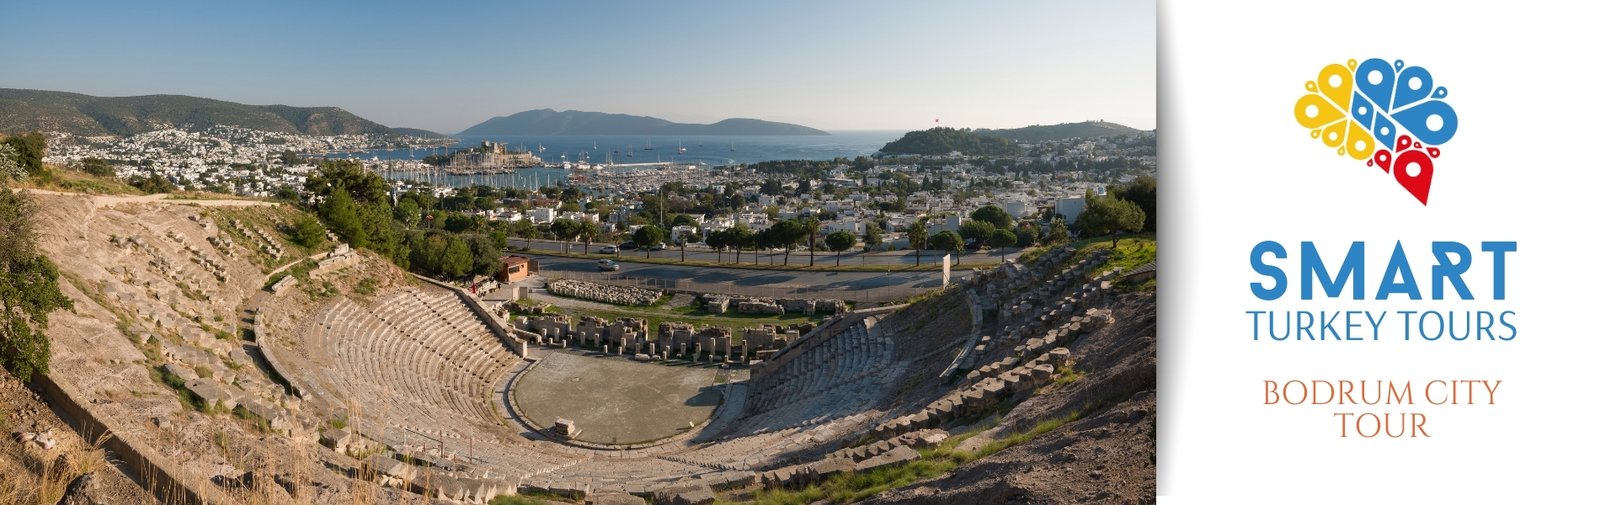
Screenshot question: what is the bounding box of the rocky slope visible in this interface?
[867,292,1156,504]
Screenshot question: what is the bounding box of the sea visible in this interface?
[341,131,905,189]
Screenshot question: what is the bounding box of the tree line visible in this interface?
[1072,175,1155,246]
[879,127,1025,156]
[294,160,507,279]
[1,164,73,381]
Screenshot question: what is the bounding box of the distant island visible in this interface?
[879,127,1024,156]
[973,120,1144,142]
[458,108,828,136]
[0,88,448,138]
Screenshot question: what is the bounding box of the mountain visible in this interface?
[879,127,1024,156]
[458,109,828,136]
[973,121,1144,142]
[0,88,448,138]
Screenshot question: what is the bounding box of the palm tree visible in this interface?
[801,216,821,267]
[578,220,600,254]
[679,231,699,262]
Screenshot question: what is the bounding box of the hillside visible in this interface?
[974,121,1144,142]
[879,127,1024,156]
[866,292,1155,504]
[458,108,828,136]
[0,88,447,138]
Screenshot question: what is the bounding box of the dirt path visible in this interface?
[24,189,279,209]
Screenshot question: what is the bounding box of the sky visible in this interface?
[0,0,1155,134]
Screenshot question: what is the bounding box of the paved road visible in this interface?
[509,237,1010,266]
[514,252,967,302]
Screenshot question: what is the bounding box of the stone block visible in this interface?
[809,457,855,479]
[1043,346,1068,362]
[163,363,198,382]
[653,484,715,505]
[183,378,237,409]
[373,456,416,482]
[913,430,950,448]
[588,491,647,505]
[855,445,920,471]
[320,428,353,453]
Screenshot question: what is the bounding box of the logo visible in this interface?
[1294,59,1458,205]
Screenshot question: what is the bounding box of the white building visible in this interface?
[1001,199,1032,219]
[823,220,862,234]
[524,208,556,224]
[671,225,698,243]
[928,214,963,235]
[557,211,600,223]
[736,213,772,231]
[1054,197,1086,222]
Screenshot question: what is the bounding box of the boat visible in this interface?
[643,137,654,151]
[729,142,736,152]
[678,141,687,154]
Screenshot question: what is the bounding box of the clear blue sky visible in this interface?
[0,0,1154,134]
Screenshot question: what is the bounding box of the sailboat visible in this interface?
[729,142,736,152]
[627,145,634,158]
[677,141,687,154]
[537,143,546,153]
[643,137,654,151]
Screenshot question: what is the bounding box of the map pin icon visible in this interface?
[1393,148,1434,205]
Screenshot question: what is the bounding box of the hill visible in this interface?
[973,120,1144,142]
[389,127,452,139]
[879,127,1024,156]
[458,108,828,136]
[0,88,447,138]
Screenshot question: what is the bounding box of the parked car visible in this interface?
[618,241,638,250]
[596,259,620,271]
[648,242,667,251]
[598,245,619,254]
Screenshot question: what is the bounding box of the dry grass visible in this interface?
[18,165,144,195]
[0,427,112,505]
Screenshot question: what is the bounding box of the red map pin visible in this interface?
[1392,147,1435,205]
